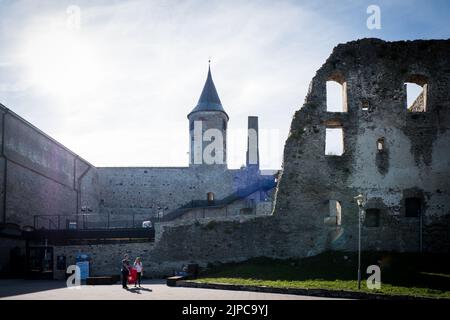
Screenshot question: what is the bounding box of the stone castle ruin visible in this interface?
[0,38,449,278]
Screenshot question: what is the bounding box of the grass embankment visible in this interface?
[194,251,450,299]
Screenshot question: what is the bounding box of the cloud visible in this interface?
[0,0,448,168]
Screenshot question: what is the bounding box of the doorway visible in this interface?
[405,197,422,217]
[26,246,54,279]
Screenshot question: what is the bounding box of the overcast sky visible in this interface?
[0,0,449,169]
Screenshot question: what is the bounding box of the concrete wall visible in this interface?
[0,105,98,227]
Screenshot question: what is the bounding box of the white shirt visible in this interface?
[134,262,143,273]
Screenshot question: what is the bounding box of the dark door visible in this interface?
[405,198,422,217]
[9,246,26,278]
[26,247,54,279]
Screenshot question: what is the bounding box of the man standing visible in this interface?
[121,254,130,289]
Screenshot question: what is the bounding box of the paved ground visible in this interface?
[0,279,338,300]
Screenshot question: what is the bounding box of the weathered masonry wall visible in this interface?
[274,38,450,254]
[173,197,273,222]
[146,39,450,269]
[97,166,264,218]
[0,105,99,227]
[53,242,155,279]
[98,167,233,217]
[52,216,279,279]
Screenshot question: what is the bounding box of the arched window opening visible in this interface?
[377,138,385,152]
[405,75,428,112]
[326,79,347,112]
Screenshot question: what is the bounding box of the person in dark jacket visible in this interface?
[121,254,131,289]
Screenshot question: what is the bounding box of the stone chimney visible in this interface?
[246,116,259,169]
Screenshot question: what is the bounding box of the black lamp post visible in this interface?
[354,193,366,290]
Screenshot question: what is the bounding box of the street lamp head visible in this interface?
[354,194,365,208]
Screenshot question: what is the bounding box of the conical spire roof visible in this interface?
[188,65,228,119]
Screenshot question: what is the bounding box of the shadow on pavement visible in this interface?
[0,279,67,298]
[0,278,164,298]
[125,287,153,294]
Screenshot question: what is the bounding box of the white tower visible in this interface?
[188,65,228,167]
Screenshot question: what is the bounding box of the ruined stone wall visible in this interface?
[149,212,328,274]
[138,39,450,271]
[50,215,263,278]
[274,38,450,254]
[0,105,99,227]
[52,214,280,278]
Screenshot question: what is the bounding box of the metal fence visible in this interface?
[33,213,157,230]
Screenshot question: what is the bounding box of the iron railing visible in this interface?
[33,213,156,230]
[32,178,277,229]
[161,178,277,221]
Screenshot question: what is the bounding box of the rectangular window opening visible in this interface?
[405,82,427,112]
[326,80,347,112]
[325,127,344,156]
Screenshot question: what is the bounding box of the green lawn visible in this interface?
[193,251,450,299]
